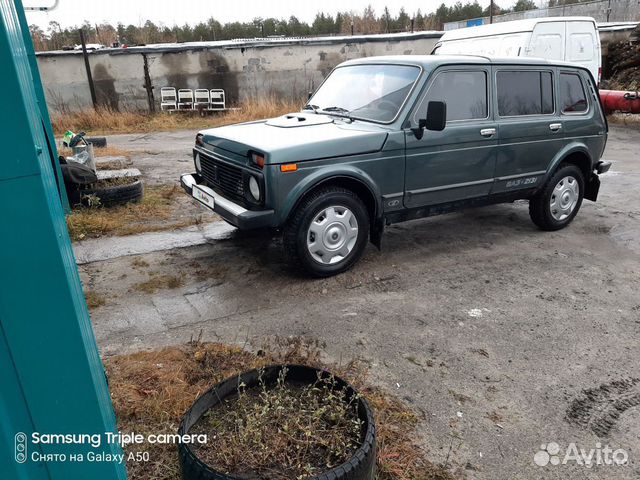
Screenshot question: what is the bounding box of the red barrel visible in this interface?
[599,89,640,114]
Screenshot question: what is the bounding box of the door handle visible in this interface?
[480,128,496,137]
[549,123,562,131]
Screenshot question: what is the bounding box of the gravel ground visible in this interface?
[82,124,640,479]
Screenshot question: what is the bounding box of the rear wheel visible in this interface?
[283,187,370,277]
[529,163,584,231]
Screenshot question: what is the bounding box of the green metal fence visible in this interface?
[0,1,126,478]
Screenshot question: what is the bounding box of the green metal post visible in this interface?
[0,1,126,479]
[15,0,69,211]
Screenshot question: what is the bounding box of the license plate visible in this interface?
[192,185,215,209]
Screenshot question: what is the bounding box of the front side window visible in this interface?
[497,71,554,116]
[560,73,588,113]
[309,64,420,123]
[415,70,488,122]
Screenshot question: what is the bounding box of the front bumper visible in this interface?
[180,173,275,229]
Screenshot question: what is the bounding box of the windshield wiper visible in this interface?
[321,106,350,114]
[318,106,354,121]
[302,104,319,113]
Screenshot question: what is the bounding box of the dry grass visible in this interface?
[131,258,150,268]
[84,290,106,309]
[105,337,456,480]
[191,368,362,479]
[608,113,640,126]
[131,274,184,294]
[59,144,133,159]
[93,146,134,158]
[51,97,302,136]
[95,160,132,171]
[66,184,201,241]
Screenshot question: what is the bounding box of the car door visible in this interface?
[491,66,564,194]
[404,66,498,208]
[527,21,565,61]
[565,21,599,84]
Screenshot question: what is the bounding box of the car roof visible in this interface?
[439,16,596,41]
[339,55,588,71]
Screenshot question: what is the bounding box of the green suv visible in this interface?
[181,55,610,276]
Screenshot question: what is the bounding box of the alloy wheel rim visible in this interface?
[307,205,359,265]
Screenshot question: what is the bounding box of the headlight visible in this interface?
[249,176,260,201]
[194,153,201,172]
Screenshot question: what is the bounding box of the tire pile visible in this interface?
[602,37,640,91]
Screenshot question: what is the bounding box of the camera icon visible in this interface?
[15,432,27,463]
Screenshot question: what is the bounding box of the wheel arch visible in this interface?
[279,168,383,246]
[546,144,593,183]
[281,169,382,226]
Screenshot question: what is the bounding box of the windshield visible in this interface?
[308,64,421,123]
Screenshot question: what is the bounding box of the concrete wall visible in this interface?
[444,0,640,30]
[36,32,442,113]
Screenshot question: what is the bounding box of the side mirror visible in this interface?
[308,91,313,101]
[425,101,446,131]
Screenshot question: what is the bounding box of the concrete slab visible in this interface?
[96,168,141,180]
[73,221,235,264]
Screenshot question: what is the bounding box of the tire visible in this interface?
[529,163,584,231]
[84,136,107,148]
[178,365,377,480]
[67,178,143,208]
[283,187,370,277]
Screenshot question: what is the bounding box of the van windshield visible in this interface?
[307,64,421,123]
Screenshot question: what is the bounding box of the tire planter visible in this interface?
[178,365,377,480]
[84,136,107,148]
[66,178,144,208]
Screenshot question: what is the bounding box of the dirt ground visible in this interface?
[79,124,640,479]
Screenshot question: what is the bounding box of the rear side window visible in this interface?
[560,73,588,113]
[497,71,554,116]
[416,70,487,122]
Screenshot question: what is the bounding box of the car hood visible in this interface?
[200,112,389,164]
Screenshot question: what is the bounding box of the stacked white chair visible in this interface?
[177,89,194,110]
[160,87,177,111]
[160,87,226,111]
[194,89,210,110]
[209,89,226,110]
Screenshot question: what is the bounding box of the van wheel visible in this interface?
[283,187,370,277]
[529,164,584,231]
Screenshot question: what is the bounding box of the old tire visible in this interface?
[67,178,143,208]
[283,187,370,277]
[178,364,377,480]
[529,163,584,231]
[85,136,107,148]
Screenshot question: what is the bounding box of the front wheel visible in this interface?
[529,164,584,231]
[283,187,370,277]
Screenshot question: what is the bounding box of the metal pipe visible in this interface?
[79,28,98,109]
[142,53,155,113]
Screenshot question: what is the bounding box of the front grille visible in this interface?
[199,152,245,202]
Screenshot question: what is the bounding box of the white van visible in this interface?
[432,17,601,83]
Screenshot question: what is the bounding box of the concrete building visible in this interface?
[36,32,443,113]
